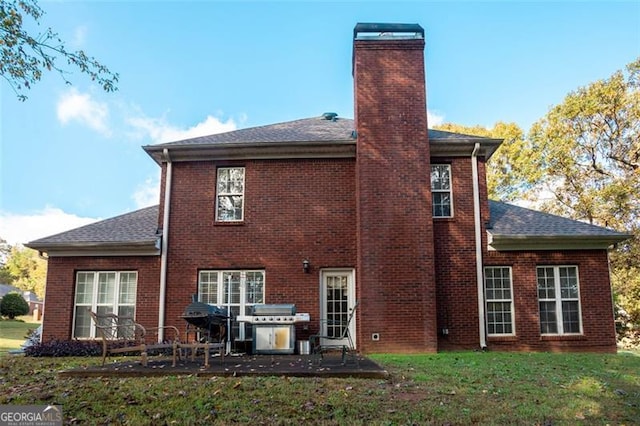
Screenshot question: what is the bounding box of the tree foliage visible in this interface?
[0,292,29,319]
[433,121,530,201]
[0,0,118,100]
[2,245,46,298]
[527,58,640,326]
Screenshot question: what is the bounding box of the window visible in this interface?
[216,167,245,221]
[73,271,137,339]
[431,164,452,217]
[198,270,265,341]
[484,267,515,335]
[537,266,582,335]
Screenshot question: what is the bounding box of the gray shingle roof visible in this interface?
[488,200,631,250]
[156,117,356,146]
[26,206,159,254]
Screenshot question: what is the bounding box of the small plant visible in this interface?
[0,292,29,319]
[24,339,102,357]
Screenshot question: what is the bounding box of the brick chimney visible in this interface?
[353,23,437,352]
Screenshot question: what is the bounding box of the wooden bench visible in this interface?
[88,310,180,367]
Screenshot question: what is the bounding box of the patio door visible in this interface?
[320,269,356,348]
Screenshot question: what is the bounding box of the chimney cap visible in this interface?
[354,23,424,40]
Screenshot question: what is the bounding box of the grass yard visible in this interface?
[0,351,638,425]
[0,315,40,355]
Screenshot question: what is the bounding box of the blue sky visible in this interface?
[1,1,639,245]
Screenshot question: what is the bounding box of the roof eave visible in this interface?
[430,138,502,159]
[143,140,356,164]
[25,240,160,257]
[487,232,631,251]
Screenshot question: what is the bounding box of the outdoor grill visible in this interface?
[181,296,230,342]
[236,304,310,354]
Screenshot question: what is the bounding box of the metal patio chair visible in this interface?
[310,301,359,366]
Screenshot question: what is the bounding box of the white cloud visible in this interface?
[132,175,160,208]
[127,114,237,144]
[56,88,111,136]
[0,207,99,246]
[427,109,445,127]
[73,25,88,47]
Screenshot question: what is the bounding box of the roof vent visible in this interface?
[322,112,338,121]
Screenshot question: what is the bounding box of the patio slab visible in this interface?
[58,353,389,379]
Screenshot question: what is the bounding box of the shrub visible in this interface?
[24,339,102,357]
[0,292,29,319]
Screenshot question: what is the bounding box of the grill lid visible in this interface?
[250,304,296,316]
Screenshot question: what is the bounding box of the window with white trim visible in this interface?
[198,270,265,341]
[216,167,245,222]
[537,266,582,335]
[431,164,452,217]
[484,266,515,335]
[73,271,137,339]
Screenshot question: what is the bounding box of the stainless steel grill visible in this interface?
[235,304,310,354]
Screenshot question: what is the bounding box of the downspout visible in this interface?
[158,148,172,342]
[472,143,487,349]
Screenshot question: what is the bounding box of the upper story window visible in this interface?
[537,266,582,335]
[431,164,452,217]
[216,167,245,222]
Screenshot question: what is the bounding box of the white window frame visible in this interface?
[216,167,245,222]
[484,266,515,336]
[537,265,583,335]
[431,164,453,217]
[72,271,137,339]
[198,270,265,341]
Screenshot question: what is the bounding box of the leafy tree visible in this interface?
[3,246,47,298]
[527,58,640,327]
[433,122,531,201]
[0,237,13,284]
[0,292,29,319]
[0,0,118,100]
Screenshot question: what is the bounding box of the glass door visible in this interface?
[320,269,356,348]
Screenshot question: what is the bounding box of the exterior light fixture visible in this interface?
[302,259,310,273]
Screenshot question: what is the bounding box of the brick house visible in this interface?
[27,23,629,353]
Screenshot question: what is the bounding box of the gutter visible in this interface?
[158,148,173,342]
[472,143,487,349]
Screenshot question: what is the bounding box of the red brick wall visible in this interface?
[353,36,438,353]
[162,158,357,339]
[41,256,160,341]
[481,250,616,353]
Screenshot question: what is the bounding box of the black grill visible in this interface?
[181,296,230,341]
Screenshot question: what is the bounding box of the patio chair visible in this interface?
[88,310,180,367]
[310,301,359,366]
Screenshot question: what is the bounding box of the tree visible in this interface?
[0,237,13,284]
[524,58,640,327]
[433,122,531,201]
[0,0,118,100]
[3,246,47,299]
[0,292,29,319]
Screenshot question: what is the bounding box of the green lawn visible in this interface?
[0,351,638,424]
[0,315,40,355]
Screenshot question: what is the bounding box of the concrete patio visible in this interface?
[58,353,389,379]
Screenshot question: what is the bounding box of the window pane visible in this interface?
[119,272,137,305]
[562,301,580,333]
[559,267,578,299]
[487,301,512,335]
[199,271,219,304]
[217,195,243,221]
[97,273,116,305]
[432,193,451,217]
[74,307,92,338]
[537,267,555,299]
[75,272,95,304]
[539,301,558,334]
[431,165,450,190]
[222,272,241,304]
[246,272,265,304]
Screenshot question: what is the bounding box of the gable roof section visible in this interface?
[488,200,631,250]
[143,116,502,164]
[25,206,160,257]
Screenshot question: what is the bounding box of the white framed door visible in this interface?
[320,269,356,348]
